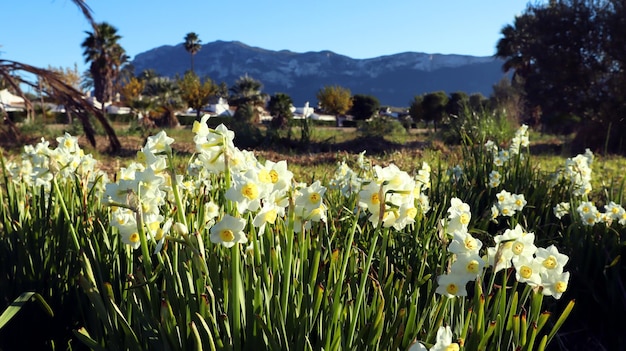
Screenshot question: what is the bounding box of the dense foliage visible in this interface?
[496,0,626,152]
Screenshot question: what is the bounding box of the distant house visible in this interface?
[0,89,26,112]
[203,97,232,117]
[291,102,315,118]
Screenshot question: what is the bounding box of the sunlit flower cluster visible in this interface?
[553,149,594,197]
[5,133,108,194]
[553,200,626,227]
[487,170,502,188]
[356,162,430,230]
[484,124,529,167]
[437,198,570,300]
[329,159,364,196]
[194,120,327,244]
[436,198,485,298]
[509,124,530,155]
[100,121,324,250]
[490,189,526,218]
[486,224,570,299]
[104,131,173,249]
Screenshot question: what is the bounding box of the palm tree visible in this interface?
[81,22,126,104]
[0,1,121,153]
[229,74,268,107]
[184,32,202,73]
[229,75,268,124]
[267,92,293,130]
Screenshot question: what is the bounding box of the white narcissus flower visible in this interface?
[295,180,326,214]
[407,340,428,351]
[541,271,570,299]
[553,202,570,219]
[253,202,279,235]
[226,169,269,214]
[210,215,247,248]
[415,162,431,190]
[534,245,569,274]
[358,181,382,215]
[263,160,293,195]
[145,130,174,154]
[485,246,513,273]
[435,273,468,298]
[512,194,527,212]
[493,224,526,263]
[430,326,460,351]
[513,255,543,287]
[392,202,418,230]
[448,230,482,256]
[446,198,471,234]
[450,253,485,281]
[191,114,211,137]
[488,170,501,188]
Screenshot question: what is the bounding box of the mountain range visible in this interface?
[131,40,508,107]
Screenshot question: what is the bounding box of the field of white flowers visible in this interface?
[0,119,623,350]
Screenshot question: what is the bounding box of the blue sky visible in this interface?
[1,0,537,74]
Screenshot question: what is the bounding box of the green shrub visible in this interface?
[357,116,406,139]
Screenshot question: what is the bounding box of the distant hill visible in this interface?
[131,40,508,107]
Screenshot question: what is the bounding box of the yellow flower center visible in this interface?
[241,183,259,200]
[502,208,510,215]
[515,199,523,207]
[219,229,235,242]
[445,344,460,351]
[542,256,557,269]
[464,237,478,251]
[460,213,470,225]
[64,139,73,149]
[611,207,619,214]
[520,265,532,279]
[581,206,590,213]
[446,283,459,295]
[309,192,321,204]
[137,151,146,163]
[555,281,567,293]
[129,232,140,243]
[269,170,279,183]
[466,260,480,274]
[370,193,380,205]
[512,242,524,255]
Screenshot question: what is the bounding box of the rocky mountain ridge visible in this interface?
[131,40,507,107]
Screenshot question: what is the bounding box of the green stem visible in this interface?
[324,209,360,350]
[52,177,80,252]
[346,227,383,347]
[279,196,296,316]
[231,244,242,351]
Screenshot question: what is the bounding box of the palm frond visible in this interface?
[0,60,121,153]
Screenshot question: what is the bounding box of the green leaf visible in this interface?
[0,292,53,329]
